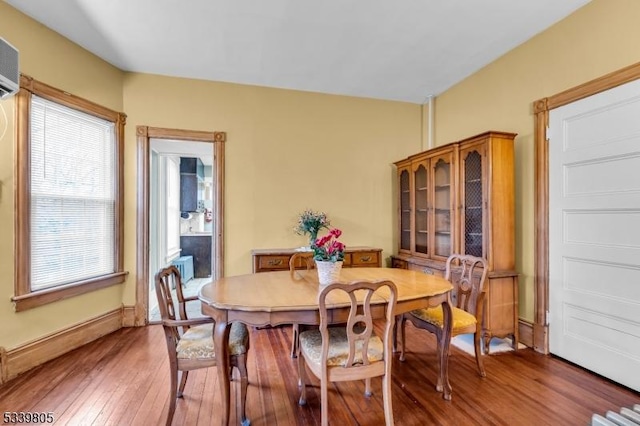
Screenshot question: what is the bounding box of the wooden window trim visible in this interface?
[12,74,127,312]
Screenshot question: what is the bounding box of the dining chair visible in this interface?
[155,266,250,426]
[297,280,398,426]
[398,253,489,389]
[289,252,315,358]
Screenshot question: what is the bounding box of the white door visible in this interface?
[549,78,640,392]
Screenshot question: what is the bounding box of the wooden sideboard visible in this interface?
[252,246,382,273]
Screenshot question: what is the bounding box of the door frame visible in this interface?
[533,61,640,353]
[134,126,226,326]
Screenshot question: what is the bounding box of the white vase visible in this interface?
[315,260,343,286]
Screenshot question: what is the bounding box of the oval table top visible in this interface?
[199,267,452,313]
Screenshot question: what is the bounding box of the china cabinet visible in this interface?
[392,131,519,348]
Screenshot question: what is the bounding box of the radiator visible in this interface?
[592,404,640,426]
[172,255,194,284]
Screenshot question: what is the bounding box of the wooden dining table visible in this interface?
[199,267,454,426]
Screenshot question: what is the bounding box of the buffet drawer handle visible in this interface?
[360,256,372,262]
[268,259,283,266]
[423,268,434,275]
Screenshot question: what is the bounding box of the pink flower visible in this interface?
[315,234,332,247]
[312,228,345,262]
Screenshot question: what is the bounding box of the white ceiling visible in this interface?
[6,0,591,103]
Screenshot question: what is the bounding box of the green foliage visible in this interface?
[294,209,330,242]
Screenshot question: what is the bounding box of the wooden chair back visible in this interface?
[318,280,397,371]
[289,252,315,278]
[155,265,183,340]
[445,254,488,317]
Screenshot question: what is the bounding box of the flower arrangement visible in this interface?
[294,209,330,244]
[312,228,345,262]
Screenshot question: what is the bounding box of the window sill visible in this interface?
[12,271,129,312]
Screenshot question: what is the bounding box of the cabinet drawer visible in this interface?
[257,255,290,271]
[350,251,380,266]
[408,262,444,277]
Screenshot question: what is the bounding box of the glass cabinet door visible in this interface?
[413,161,429,255]
[432,155,453,259]
[460,147,485,258]
[399,167,411,252]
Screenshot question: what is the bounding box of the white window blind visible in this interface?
[30,95,116,291]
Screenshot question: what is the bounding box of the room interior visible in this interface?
[1,0,639,424]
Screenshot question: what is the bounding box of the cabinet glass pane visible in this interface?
[400,169,411,250]
[414,164,428,254]
[464,151,483,257]
[433,158,452,257]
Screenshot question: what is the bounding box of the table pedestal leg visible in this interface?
[214,319,231,425]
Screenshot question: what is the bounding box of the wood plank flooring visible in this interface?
[0,323,637,425]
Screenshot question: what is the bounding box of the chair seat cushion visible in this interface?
[176,321,249,359]
[410,306,476,331]
[299,327,383,367]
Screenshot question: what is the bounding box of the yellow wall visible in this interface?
[433,0,640,320]
[3,0,640,350]
[120,74,422,303]
[0,3,127,349]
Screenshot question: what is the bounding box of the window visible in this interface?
[165,156,181,261]
[13,75,126,311]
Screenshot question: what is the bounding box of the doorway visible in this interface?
[134,126,226,326]
[147,139,216,321]
[534,61,640,392]
[548,78,640,391]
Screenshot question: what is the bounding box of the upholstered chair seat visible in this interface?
[299,327,384,367]
[176,322,249,359]
[409,306,477,331]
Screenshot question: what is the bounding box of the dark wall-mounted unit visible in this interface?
[180,157,204,213]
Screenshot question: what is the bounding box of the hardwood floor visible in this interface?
[0,323,637,425]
